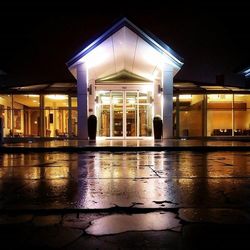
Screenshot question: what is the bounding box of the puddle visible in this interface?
[85,212,180,236]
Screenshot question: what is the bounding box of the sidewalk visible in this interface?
[1,138,250,153]
[1,210,250,249]
[1,150,250,249]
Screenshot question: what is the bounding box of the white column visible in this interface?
[77,64,88,140]
[88,79,95,115]
[68,95,72,137]
[162,66,173,139]
[154,79,161,117]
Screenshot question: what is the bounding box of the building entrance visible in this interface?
[96,90,153,138]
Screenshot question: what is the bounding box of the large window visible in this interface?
[0,95,12,137]
[44,95,69,137]
[207,94,233,136]
[70,97,78,137]
[179,95,203,137]
[0,94,77,138]
[233,95,250,136]
[13,95,40,137]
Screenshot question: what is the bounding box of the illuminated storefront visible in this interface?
[0,18,249,139]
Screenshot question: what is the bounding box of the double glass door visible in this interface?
[97,91,152,138]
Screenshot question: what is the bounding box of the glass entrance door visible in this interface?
[112,92,123,137]
[96,90,152,138]
[126,92,137,137]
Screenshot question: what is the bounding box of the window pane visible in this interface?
[207,94,232,136]
[139,91,152,104]
[44,95,68,108]
[234,95,250,136]
[71,97,77,107]
[179,95,203,137]
[71,109,78,137]
[139,105,152,136]
[97,105,110,136]
[13,95,40,107]
[44,109,68,137]
[0,95,12,137]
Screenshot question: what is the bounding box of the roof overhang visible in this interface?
[66,18,184,81]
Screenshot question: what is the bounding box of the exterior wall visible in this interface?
[0,94,77,138]
[3,91,250,139]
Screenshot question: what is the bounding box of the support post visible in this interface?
[77,64,88,140]
[68,95,72,138]
[162,66,173,139]
[40,95,45,137]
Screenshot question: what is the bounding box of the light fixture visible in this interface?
[88,84,92,95]
[158,85,163,94]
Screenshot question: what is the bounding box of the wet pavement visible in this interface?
[1,151,250,249]
[2,138,250,153]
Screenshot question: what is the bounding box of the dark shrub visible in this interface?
[88,115,97,140]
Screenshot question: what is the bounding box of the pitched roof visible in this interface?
[66,17,183,68]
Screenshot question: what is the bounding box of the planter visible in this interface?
[88,115,97,140]
[153,116,162,139]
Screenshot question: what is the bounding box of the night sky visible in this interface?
[0,2,249,87]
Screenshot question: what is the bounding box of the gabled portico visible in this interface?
[67,18,183,139]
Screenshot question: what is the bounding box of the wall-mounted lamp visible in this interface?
[88,84,92,95]
[95,96,99,103]
[158,85,163,94]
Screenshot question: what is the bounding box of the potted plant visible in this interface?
[88,115,97,140]
[153,116,162,139]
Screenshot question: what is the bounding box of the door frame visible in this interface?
[95,84,153,139]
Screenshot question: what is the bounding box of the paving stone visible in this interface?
[68,231,181,250]
[0,226,34,249]
[182,223,250,250]
[179,208,250,224]
[62,213,104,229]
[27,225,83,248]
[85,212,181,236]
[32,215,62,227]
[0,214,33,225]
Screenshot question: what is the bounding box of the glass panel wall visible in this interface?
[44,95,68,137]
[139,91,152,136]
[13,95,40,137]
[233,95,250,136]
[0,94,77,138]
[126,92,137,137]
[0,95,12,137]
[71,97,78,137]
[96,91,111,137]
[207,94,233,136]
[179,95,203,137]
[139,105,152,136]
[112,92,123,137]
[5,92,250,139]
[95,90,152,137]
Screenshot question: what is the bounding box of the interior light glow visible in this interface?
[128,99,136,104]
[47,95,67,100]
[141,85,153,93]
[208,94,232,102]
[113,99,119,105]
[179,95,192,100]
[25,95,39,97]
